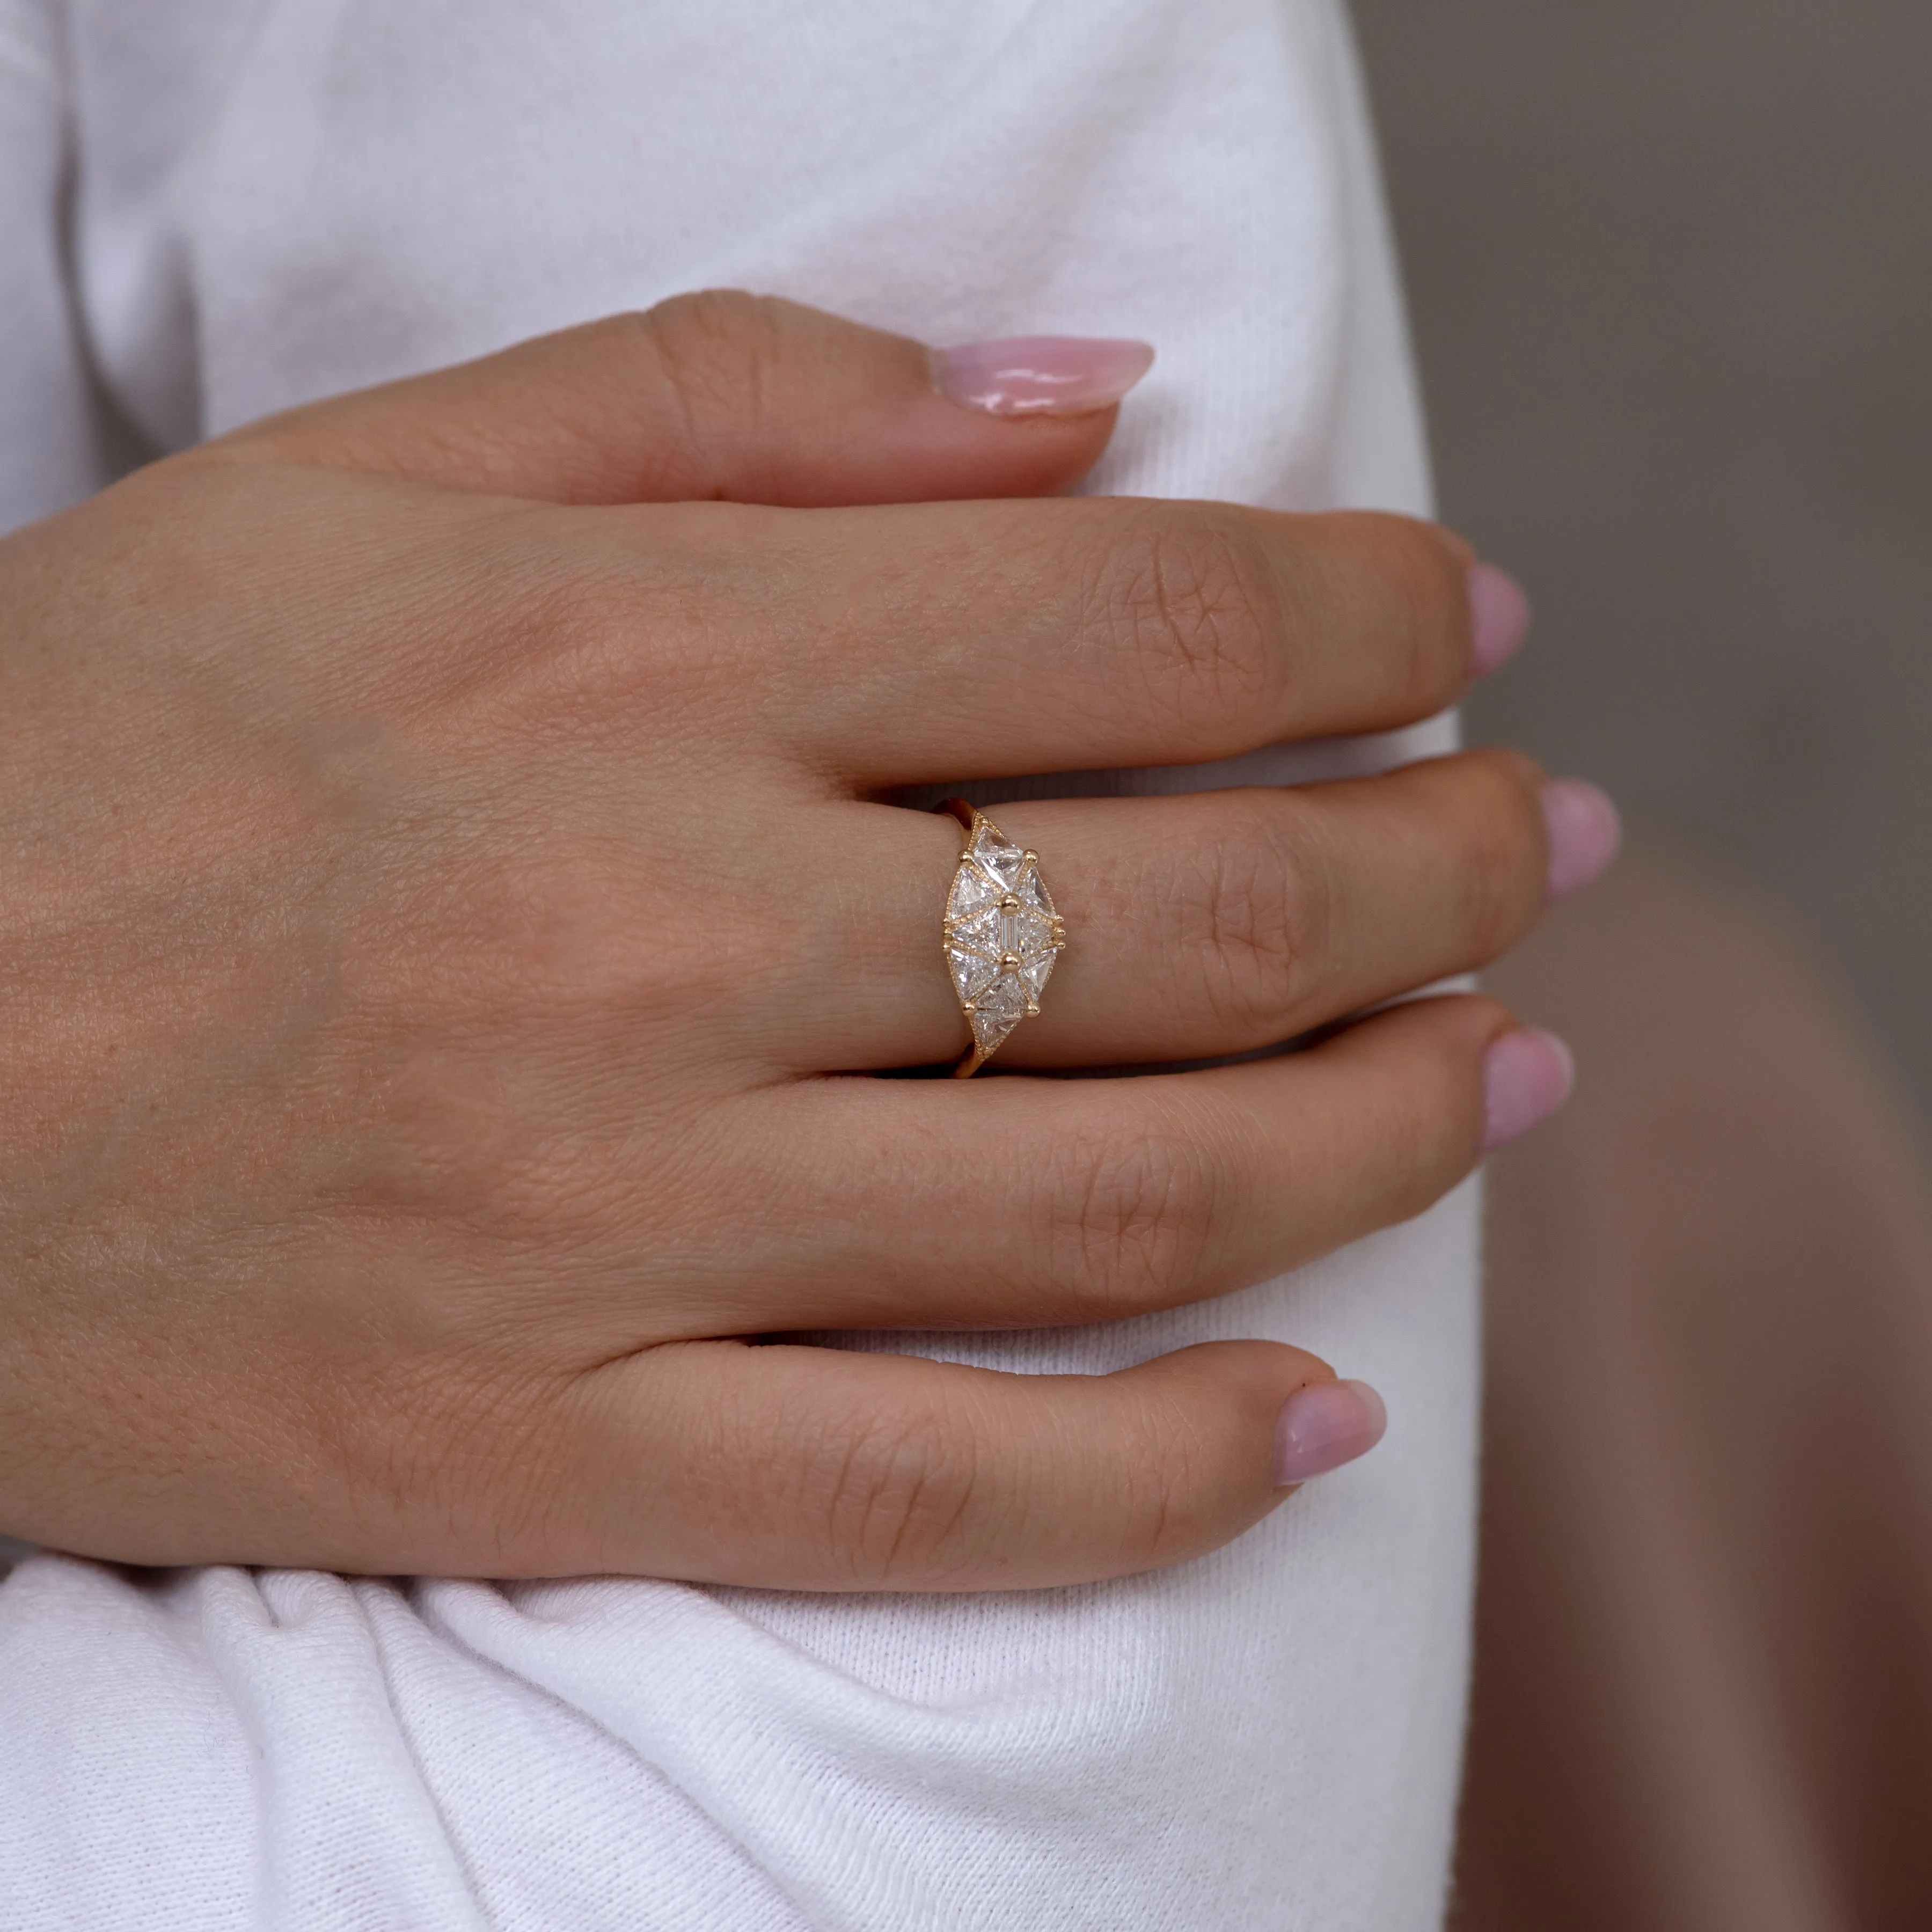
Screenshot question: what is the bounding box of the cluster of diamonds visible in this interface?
[943,813,1065,1063]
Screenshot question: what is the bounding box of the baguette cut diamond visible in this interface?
[942,807,1063,1070]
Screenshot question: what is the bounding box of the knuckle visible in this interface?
[353,1034,599,1235]
[1038,1113,1226,1316]
[519,565,652,702]
[1100,507,1278,749]
[815,1393,988,1585]
[341,848,742,1230]
[362,1033,716,1264]
[348,1366,565,1555]
[415,835,758,1050]
[635,289,791,441]
[1119,1389,1220,1566]
[463,515,733,734]
[1185,800,1333,1034]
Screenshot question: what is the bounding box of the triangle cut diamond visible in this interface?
[968,822,1028,890]
[943,807,1064,1069]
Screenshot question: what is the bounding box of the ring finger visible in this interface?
[788,749,1607,1072]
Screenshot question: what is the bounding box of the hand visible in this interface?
[0,295,1605,1587]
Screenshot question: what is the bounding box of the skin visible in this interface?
[0,294,1556,1590]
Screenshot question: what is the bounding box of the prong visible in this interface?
[1024,1000,1041,1018]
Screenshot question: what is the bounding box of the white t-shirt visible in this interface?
[0,3,1477,1926]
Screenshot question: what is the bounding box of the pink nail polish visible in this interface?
[1480,1027,1576,1151]
[1467,564,1531,676]
[932,336,1155,416]
[1540,778,1622,900]
[1272,1379,1388,1485]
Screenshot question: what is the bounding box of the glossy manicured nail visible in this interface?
[1481,1027,1576,1151]
[932,336,1155,416]
[1467,564,1532,676]
[1272,1378,1388,1485]
[1541,778,1623,900]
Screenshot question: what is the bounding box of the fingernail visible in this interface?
[1540,778,1622,900]
[931,336,1156,416]
[1481,1026,1576,1151]
[1272,1378,1388,1485]
[1467,564,1532,676]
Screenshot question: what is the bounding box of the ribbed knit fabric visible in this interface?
[0,4,1476,1925]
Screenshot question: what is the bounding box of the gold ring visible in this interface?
[936,799,1066,1078]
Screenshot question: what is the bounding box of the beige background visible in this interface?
[1352,0,1932,1109]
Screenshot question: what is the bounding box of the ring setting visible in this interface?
[938,799,1065,1078]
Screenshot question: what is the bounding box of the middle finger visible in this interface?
[700,497,1485,783]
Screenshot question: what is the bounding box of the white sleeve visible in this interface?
[0,4,1478,1928]
[0,0,119,531]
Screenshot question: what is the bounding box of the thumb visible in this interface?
[202,291,1154,508]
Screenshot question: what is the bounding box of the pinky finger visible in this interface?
[540,1336,1388,1590]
